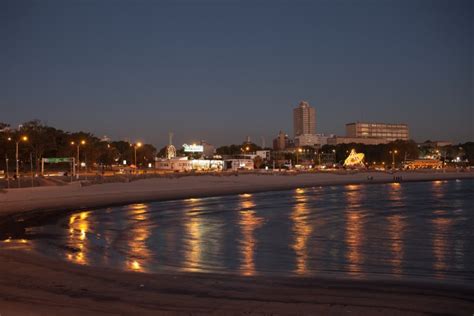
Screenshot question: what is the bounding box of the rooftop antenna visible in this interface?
[169,132,173,146]
[261,136,265,148]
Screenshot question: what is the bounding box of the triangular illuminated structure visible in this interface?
[344,149,365,168]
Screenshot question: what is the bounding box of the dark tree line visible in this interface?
[216,142,262,156]
[0,120,157,173]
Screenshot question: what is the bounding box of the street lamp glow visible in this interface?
[21,136,28,142]
[71,140,86,179]
[134,142,143,170]
[298,148,303,153]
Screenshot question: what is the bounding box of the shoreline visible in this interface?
[1,171,474,315]
[1,171,473,222]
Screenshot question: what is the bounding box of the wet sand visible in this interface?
[1,171,474,315]
[0,249,473,315]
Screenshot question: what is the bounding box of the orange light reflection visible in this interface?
[239,195,263,276]
[291,188,312,275]
[125,204,151,272]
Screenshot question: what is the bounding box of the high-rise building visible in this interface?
[293,101,316,137]
[346,122,409,142]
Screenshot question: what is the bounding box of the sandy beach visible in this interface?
[0,248,473,316]
[1,171,473,315]
[1,170,473,218]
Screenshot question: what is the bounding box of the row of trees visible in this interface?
[215,139,473,167]
[0,120,157,173]
[1,120,472,173]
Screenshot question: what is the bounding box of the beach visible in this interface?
[1,170,473,218]
[0,248,472,315]
[1,170,474,315]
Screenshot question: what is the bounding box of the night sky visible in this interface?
[1,0,472,147]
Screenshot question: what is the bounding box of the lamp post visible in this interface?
[389,150,398,169]
[134,142,142,173]
[71,140,86,179]
[296,148,303,165]
[10,136,28,184]
[30,152,34,187]
[5,155,9,189]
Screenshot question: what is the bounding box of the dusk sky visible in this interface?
[1,0,472,147]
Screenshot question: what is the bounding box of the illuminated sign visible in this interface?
[43,158,73,163]
[183,144,203,153]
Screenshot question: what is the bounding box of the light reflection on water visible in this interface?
[292,188,312,275]
[66,211,91,265]
[3,179,474,285]
[239,194,263,276]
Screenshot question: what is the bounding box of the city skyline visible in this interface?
[1,0,472,147]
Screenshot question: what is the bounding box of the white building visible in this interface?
[256,150,271,160]
[155,157,192,172]
[155,157,223,172]
[224,159,254,171]
[295,134,333,147]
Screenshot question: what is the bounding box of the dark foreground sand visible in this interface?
[0,250,473,316]
[1,171,473,315]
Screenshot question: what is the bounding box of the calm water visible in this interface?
[4,179,474,285]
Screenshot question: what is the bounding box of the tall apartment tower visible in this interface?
[293,101,316,137]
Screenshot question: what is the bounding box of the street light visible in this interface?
[11,136,28,179]
[71,140,86,179]
[134,142,142,170]
[389,150,398,168]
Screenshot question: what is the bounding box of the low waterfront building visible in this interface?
[403,159,442,169]
[256,150,271,160]
[155,157,192,172]
[224,159,254,171]
[155,157,223,172]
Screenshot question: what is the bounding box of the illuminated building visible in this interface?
[293,101,316,136]
[327,136,389,145]
[224,159,254,171]
[155,157,224,172]
[346,122,409,141]
[403,159,442,169]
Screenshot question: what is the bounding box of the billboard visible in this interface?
[43,157,74,163]
[183,144,204,153]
